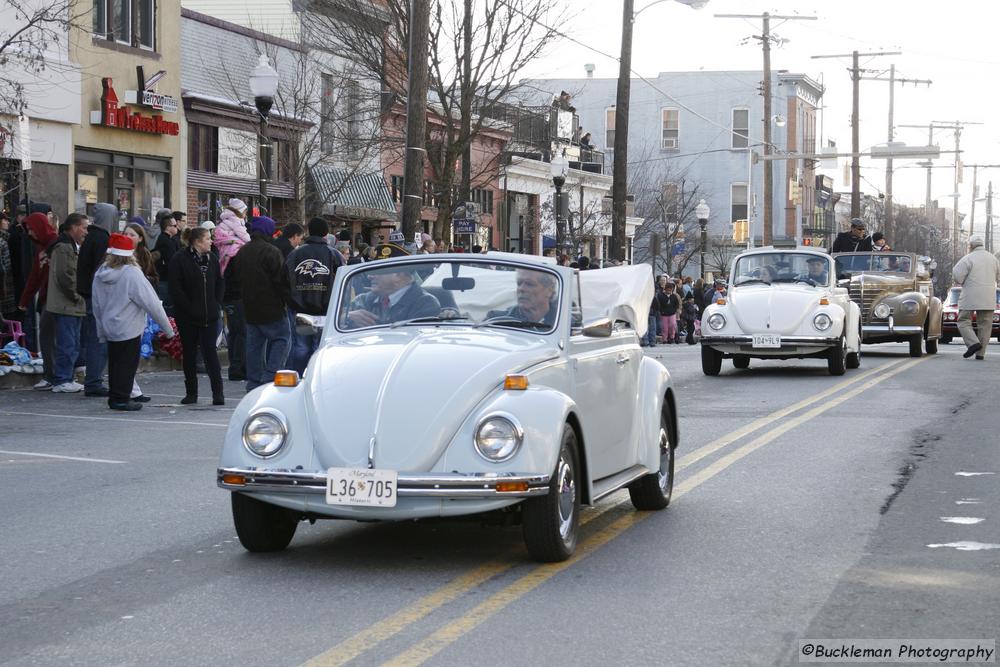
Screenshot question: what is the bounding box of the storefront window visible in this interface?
[134,170,166,222]
[76,165,111,217]
[75,149,170,222]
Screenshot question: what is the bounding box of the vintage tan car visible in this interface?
[833,252,943,356]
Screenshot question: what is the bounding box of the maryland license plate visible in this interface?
[752,334,782,348]
[326,468,398,507]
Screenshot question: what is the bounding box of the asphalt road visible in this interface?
[1,341,998,666]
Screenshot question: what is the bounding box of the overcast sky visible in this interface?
[520,0,1000,229]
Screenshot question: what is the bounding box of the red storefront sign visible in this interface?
[91,78,179,136]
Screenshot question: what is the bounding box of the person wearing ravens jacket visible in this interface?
[284,217,344,374]
[168,226,225,405]
[76,202,118,397]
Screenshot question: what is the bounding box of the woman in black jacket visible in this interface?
[168,227,225,405]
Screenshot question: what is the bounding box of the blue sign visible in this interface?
[671,241,685,256]
[453,219,476,234]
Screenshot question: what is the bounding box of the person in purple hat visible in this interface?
[226,214,289,391]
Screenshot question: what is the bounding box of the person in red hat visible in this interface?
[92,233,174,411]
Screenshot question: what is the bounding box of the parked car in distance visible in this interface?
[217,255,679,562]
[700,247,862,376]
[834,252,943,356]
[940,286,1000,344]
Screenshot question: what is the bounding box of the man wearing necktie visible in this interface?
[345,266,440,329]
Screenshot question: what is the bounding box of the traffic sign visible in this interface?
[453,219,476,234]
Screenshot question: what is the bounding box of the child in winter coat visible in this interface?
[680,295,700,345]
[212,198,250,273]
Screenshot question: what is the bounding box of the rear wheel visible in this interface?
[232,493,299,552]
[522,427,580,562]
[732,355,750,370]
[628,412,675,511]
[908,334,923,357]
[701,345,723,376]
[925,335,938,355]
[828,335,846,376]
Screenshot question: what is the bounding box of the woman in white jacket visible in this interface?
[92,234,175,411]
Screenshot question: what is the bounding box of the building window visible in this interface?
[320,73,334,155]
[605,107,616,150]
[471,187,494,215]
[732,108,749,149]
[93,0,155,49]
[390,175,403,203]
[345,79,361,161]
[661,182,679,221]
[661,108,679,150]
[273,138,296,184]
[731,183,748,223]
[187,124,218,173]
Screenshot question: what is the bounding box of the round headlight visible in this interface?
[899,299,919,315]
[813,313,832,331]
[242,412,287,458]
[873,303,891,319]
[474,415,523,462]
[707,313,726,331]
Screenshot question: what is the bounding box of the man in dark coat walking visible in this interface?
[76,202,118,396]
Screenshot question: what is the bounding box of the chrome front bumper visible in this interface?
[700,335,838,348]
[217,467,551,498]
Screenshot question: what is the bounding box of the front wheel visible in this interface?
[232,493,299,552]
[629,412,675,511]
[701,345,723,376]
[846,347,861,369]
[925,335,938,355]
[908,334,923,357]
[522,427,580,562]
[828,335,846,376]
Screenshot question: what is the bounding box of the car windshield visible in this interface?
[732,252,832,287]
[836,253,914,276]
[945,287,1000,306]
[335,260,561,333]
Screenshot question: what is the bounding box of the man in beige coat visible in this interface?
[953,235,1000,360]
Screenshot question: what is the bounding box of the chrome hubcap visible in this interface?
[657,427,672,491]
[556,453,576,539]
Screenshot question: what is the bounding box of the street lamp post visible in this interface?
[696,198,710,279]
[551,152,569,257]
[249,54,279,217]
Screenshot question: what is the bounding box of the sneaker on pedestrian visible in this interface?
[109,401,142,411]
[52,381,84,393]
[963,343,982,358]
[33,379,53,391]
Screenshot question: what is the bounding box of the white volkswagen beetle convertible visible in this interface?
[217,253,678,562]
[700,247,862,376]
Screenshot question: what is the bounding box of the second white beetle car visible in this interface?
[217,254,678,562]
[700,247,862,376]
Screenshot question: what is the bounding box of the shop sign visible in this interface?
[217,127,257,179]
[124,90,179,114]
[90,78,179,136]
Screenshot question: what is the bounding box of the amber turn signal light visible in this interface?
[716,298,727,305]
[496,481,529,493]
[503,375,529,390]
[221,474,246,486]
[819,298,830,305]
[273,370,300,387]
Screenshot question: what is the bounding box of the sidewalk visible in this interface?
[0,349,230,390]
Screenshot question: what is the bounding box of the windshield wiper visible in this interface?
[772,277,817,286]
[473,317,550,330]
[390,315,470,328]
[735,278,769,286]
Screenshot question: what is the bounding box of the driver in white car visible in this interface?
[799,256,829,285]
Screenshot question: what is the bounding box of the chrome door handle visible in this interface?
[616,354,630,366]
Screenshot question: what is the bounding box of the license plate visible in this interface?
[326,467,398,507]
[752,334,781,348]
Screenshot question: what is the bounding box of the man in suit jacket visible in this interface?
[345,267,440,328]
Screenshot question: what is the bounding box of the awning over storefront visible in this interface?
[311,164,396,221]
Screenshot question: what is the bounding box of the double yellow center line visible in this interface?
[304,356,925,667]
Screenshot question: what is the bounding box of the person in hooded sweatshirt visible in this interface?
[75,202,118,397]
[92,234,174,411]
[17,213,58,389]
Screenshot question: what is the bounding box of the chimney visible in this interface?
[584,63,595,78]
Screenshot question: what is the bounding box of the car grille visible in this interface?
[848,284,880,323]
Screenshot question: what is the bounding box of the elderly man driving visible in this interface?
[345,267,440,328]
[488,269,559,325]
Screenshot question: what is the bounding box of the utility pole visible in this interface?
[898,123,937,212]
[931,120,982,258]
[717,12,815,245]
[460,0,472,204]
[858,65,932,238]
[988,181,994,252]
[969,164,978,237]
[610,0,634,263]
[812,50,900,220]
[401,0,431,239]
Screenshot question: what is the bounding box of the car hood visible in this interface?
[305,328,558,472]
[730,284,827,333]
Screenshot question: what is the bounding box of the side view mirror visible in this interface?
[581,317,613,338]
[296,314,325,336]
